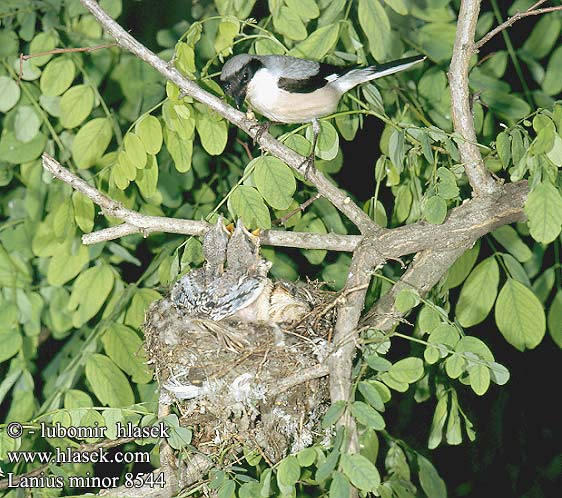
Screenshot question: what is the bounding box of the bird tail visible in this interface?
[334,55,426,93]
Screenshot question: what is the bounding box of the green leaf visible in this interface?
[0,131,46,165]
[29,31,59,65]
[136,154,159,199]
[425,323,460,364]
[546,135,562,167]
[277,455,300,487]
[388,130,405,172]
[60,84,95,128]
[524,182,562,244]
[358,0,391,60]
[394,288,420,313]
[388,357,424,384]
[0,76,21,112]
[416,23,456,62]
[542,45,562,96]
[101,324,152,384]
[40,57,76,96]
[500,253,531,288]
[229,185,271,229]
[218,480,236,498]
[329,472,351,498]
[124,288,161,329]
[444,241,480,289]
[358,381,385,411]
[424,195,447,224]
[165,128,193,173]
[428,395,448,449]
[482,90,531,122]
[456,257,499,327]
[124,132,147,169]
[53,198,75,240]
[14,105,41,143]
[547,290,562,348]
[469,363,491,395]
[491,225,532,262]
[72,191,95,233]
[286,0,319,20]
[496,131,511,168]
[445,353,466,379]
[0,30,18,57]
[322,400,346,428]
[385,0,408,14]
[289,23,340,60]
[195,111,228,155]
[296,447,316,467]
[68,264,115,327]
[253,156,296,210]
[341,453,381,492]
[0,329,22,363]
[488,361,510,385]
[214,18,240,56]
[273,7,307,41]
[522,14,561,59]
[84,353,134,407]
[366,355,392,372]
[114,150,137,189]
[418,455,446,498]
[455,336,494,362]
[351,401,385,430]
[47,244,89,286]
[136,115,163,154]
[72,118,113,169]
[495,279,546,351]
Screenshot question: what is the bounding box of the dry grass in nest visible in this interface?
[144,280,337,462]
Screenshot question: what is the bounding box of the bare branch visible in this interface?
[449,0,500,196]
[268,364,329,397]
[78,0,376,234]
[42,153,208,238]
[475,1,562,50]
[43,154,528,256]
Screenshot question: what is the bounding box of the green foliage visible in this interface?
[1,0,561,497]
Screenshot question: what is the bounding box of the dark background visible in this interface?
[119,2,562,496]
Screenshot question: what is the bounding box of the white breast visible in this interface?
[246,69,341,124]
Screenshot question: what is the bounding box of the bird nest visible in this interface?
[143,220,337,462]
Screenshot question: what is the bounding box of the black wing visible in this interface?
[277,63,354,93]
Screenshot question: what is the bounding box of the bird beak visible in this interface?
[234,92,245,110]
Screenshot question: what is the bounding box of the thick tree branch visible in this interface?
[475,1,562,50]
[78,0,376,234]
[362,247,470,329]
[449,0,500,196]
[329,239,385,455]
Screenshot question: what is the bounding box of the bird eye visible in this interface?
[242,72,248,81]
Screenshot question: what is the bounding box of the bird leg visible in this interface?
[300,118,321,180]
[250,120,273,145]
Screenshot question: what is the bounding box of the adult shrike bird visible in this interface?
[219,53,425,167]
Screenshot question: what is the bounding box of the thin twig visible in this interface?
[272,193,321,226]
[475,2,562,50]
[18,43,116,83]
[235,137,254,161]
